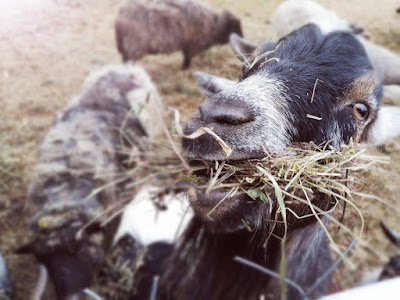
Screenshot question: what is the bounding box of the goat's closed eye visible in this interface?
[353,103,369,120]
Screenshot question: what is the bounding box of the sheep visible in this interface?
[119,7,400,300]
[115,0,243,69]
[19,63,164,299]
[266,0,400,86]
[269,0,368,40]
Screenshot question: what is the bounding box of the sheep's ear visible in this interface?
[380,222,400,248]
[193,71,236,98]
[229,33,256,63]
[360,39,400,85]
[367,106,400,145]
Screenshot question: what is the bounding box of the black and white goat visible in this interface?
[119,2,400,300]
[24,1,400,299]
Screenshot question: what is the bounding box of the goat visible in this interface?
[120,4,400,300]
[19,63,164,300]
[115,0,243,69]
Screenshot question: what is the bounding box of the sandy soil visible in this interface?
[1,0,400,298]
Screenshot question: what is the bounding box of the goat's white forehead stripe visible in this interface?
[114,186,193,246]
[234,74,294,153]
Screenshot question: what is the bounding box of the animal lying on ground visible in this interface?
[268,0,400,86]
[19,63,164,299]
[120,4,400,300]
[115,0,243,69]
[269,0,370,41]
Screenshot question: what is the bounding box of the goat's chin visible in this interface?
[180,182,263,234]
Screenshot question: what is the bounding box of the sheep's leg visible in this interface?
[182,51,192,69]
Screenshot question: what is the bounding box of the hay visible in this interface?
[86,106,391,298]
[119,107,389,249]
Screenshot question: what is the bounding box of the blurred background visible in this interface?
[0,0,399,298]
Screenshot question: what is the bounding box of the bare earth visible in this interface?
[1,0,400,298]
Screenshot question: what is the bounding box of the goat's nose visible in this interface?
[199,101,254,125]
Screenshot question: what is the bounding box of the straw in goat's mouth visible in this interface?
[90,106,391,297]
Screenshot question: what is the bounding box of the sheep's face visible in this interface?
[182,25,391,233]
[216,10,243,43]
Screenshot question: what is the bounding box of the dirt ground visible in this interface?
[1,0,400,298]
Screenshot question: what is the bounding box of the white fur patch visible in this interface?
[234,73,294,154]
[113,186,193,246]
[321,277,400,300]
[368,106,400,145]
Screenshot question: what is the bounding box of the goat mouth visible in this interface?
[182,136,268,161]
[175,160,254,220]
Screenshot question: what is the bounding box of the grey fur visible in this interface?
[184,73,294,160]
[115,0,242,68]
[25,64,163,298]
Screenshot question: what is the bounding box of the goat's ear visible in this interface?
[229,33,256,63]
[380,222,400,248]
[360,39,400,85]
[367,106,400,145]
[193,71,236,98]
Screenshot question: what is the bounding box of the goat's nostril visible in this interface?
[199,102,254,125]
